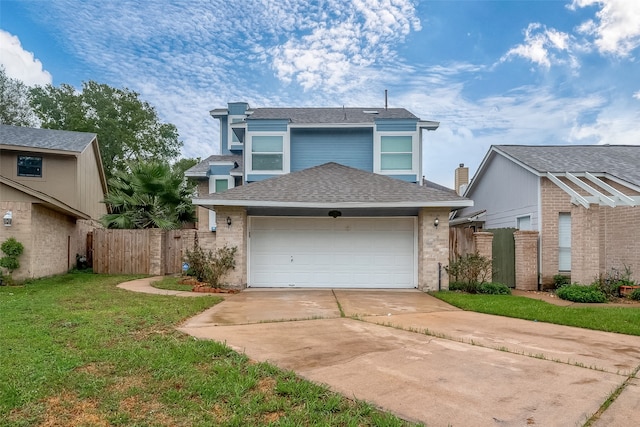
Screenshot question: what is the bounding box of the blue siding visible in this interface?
[247,173,280,182]
[290,128,373,172]
[228,102,249,115]
[220,116,230,155]
[386,174,418,183]
[375,119,418,132]
[209,164,234,176]
[248,120,289,132]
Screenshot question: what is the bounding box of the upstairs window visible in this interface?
[380,136,412,170]
[252,135,283,171]
[17,155,42,177]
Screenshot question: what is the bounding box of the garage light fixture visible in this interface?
[328,210,342,218]
[434,217,439,228]
[226,216,232,227]
[3,211,12,227]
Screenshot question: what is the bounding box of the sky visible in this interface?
[1,0,639,187]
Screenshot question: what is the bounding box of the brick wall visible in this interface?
[418,208,450,291]
[540,178,572,286]
[599,205,640,282]
[514,230,539,290]
[0,201,33,281]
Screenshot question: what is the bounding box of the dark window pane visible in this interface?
[17,156,42,177]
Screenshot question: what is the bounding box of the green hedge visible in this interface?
[556,284,607,303]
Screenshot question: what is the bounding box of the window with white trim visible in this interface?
[558,213,571,272]
[228,116,244,148]
[516,215,531,230]
[251,135,284,171]
[208,175,234,231]
[381,135,412,170]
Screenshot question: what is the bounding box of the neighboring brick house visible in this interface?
[187,102,472,290]
[0,125,107,280]
[453,145,640,288]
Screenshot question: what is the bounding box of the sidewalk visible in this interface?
[116,276,216,297]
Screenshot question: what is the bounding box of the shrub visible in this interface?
[183,239,237,288]
[553,274,570,288]
[593,265,636,299]
[449,281,478,293]
[629,288,640,301]
[556,284,607,303]
[0,237,24,277]
[478,282,511,295]
[445,253,492,290]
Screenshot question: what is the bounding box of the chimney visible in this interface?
[455,163,469,196]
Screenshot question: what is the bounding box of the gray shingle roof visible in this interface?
[0,124,96,153]
[248,108,418,124]
[496,145,640,187]
[185,154,243,177]
[195,162,469,208]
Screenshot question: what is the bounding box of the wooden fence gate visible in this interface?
[487,228,516,288]
[92,229,191,275]
[449,227,476,262]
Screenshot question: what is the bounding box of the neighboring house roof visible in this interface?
[494,145,640,188]
[185,154,243,178]
[0,175,90,219]
[248,107,422,124]
[0,124,97,153]
[194,162,471,208]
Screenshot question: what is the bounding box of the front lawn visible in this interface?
[0,272,418,426]
[433,292,640,336]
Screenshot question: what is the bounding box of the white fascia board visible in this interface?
[209,160,236,166]
[418,120,440,131]
[209,109,228,117]
[287,123,373,129]
[185,171,208,178]
[192,199,474,209]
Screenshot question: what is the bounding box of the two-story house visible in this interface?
[0,125,107,280]
[188,102,472,290]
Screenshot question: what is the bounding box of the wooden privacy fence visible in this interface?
[92,229,204,275]
[449,227,476,262]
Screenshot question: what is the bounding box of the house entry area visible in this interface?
[248,217,417,288]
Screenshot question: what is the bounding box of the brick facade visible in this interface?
[418,208,450,291]
[540,177,640,286]
[473,232,493,280]
[0,201,102,281]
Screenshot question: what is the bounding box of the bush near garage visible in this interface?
[556,284,607,303]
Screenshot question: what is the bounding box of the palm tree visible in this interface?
[101,160,196,229]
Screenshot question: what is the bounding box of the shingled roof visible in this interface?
[185,154,243,178]
[194,162,470,208]
[248,107,419,124]
[495,145,640,187]
[0,124,97,153]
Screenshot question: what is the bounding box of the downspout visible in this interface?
[438,262,442,291]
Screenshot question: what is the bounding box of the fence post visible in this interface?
[514,230,539,290]
[473,232,493,280]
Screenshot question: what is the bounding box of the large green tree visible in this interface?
[0,66,38,126]
[101,160,196,230]
[30,81,181,180]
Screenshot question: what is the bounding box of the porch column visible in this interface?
[212,206,247,289]
[418,208,450,291]
[571,205,601,285]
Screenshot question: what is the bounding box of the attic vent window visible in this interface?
[363,110,379,114]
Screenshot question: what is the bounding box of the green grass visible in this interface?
[0,272,419,426]
[433,292,640,336]
[150,275,194,292]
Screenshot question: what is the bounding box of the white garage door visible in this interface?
[249,217,416,288]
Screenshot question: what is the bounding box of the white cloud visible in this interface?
[633,91,640,100]
[500,23,577,69]
[270,0,420,91]
[570,0,640,57]
[0,30,52,86]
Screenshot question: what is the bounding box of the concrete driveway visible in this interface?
[178,289,640,426]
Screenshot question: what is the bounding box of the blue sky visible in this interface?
[1,0,639,187]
